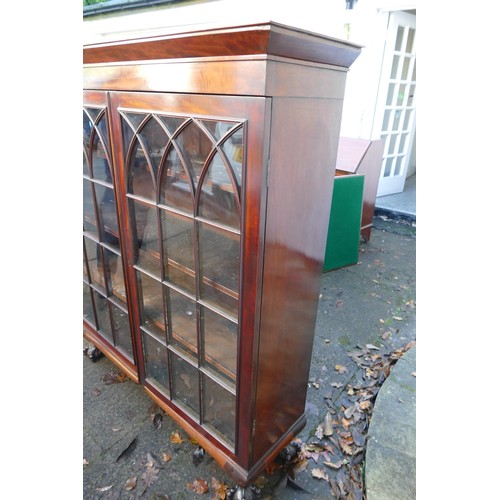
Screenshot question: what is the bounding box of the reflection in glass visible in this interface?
[161,145,194,214]
[83,111,92,149]
[92,136,112,183]
[83,283,95,326]
[85,238,105,291]
[95,292,112,342]
[176,121,213,186]
[394,156,404,176]
[111,303,133,358]
[161,210,195,293]
[222,127,243,190]
[83,179,97,238]
[143,332,170,394]
[139,117,169,177]
[129,141,156,201]
[199,223,239,318]
[158,116,186,136]
[125,112,147,132]
[131,200,160,277]
[384,157,393,177]
[203,307,237,383]
[203,374,236,446]
[171,353,199,417]
[137,271,165,340]
[104,247,126,304]
[94,184,120,249]
[169,288,197,358]
[199,152,239,229]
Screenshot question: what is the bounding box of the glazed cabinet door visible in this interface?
[83,91,138,380]
[108,91,270,467]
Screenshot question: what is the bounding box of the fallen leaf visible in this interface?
[162,453,172,463]
[351,428,366,447]
[393,316,403,321]
[112,427,122,432]
[344,405,357,419]
[412,371,416,377]
[146,452,164,469]
[124,476,137,491]
[335,364,347,374]
[83,458,89,466]
[102,371,128,385]
[365,343,380,350]
[170,432,184,444]
[341,417,351,429]
[323,413,334,436]
[305,442,326,453]
[187,479,209,494]
[96,485,113,492]
[324,460,344,470]
[211,477,228,499]
[311,468,329,481]
[330,381,344,388]
[141,466,159,490]
[338,438,353,455]
[359,400,371,411]
[315,424,324,440]
[92,387,101,396]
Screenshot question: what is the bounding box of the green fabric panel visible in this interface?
[324,174,364,271]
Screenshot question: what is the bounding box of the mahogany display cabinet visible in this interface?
[83,21,361,487]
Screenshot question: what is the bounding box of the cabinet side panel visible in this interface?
[253,96,344,463]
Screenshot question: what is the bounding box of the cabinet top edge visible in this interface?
[83,20,362,69]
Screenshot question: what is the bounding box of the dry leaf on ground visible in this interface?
[124,476,137,491]
[170,432,184,444]
[311,468,329,481]
[187,479,209,494]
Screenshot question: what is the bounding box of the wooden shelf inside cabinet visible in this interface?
[83,20,361,487]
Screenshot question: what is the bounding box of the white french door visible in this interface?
[374,11,416,197]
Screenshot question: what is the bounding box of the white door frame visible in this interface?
[373,10,416,197]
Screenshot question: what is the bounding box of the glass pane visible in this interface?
[386,83,395,106]
[97,115,110,152]
[176,121,214,186]
[160,145,194,214]
[137,271,165,340]
[92,136,112,183]
[121,116,135,153]
[390,55,400,79]
[131,200,160,277]
[85,239,106,292]
[83,283,96,326]
[383,157,394,177]
[83,110,92,150]
[403,109,413,131]
[393,110,402,131]
[402,56,411,81]
[221,127,243,190]
[203,375,236,446]
[199,223,240,318]
[94,293,113,342]
[125,112,147,132]
[128,141,156,201]
[382,110,391,133]
[398,133,409,154]
[104,247,127,304]
[171,353,199,417]
[395,26,405,51]
[203,307,237,383]
[161,210,195,294]
[394,156,404,176]
[111,303,133,358]
[388,134,397,155]
[198,152,239,229]
[138,116,169,178]
[169,288,198,359]
[158,115,186,136]
[83,150,90,177]
[94,184,120,249]
[143,332,170,394]
[83,178,97,238]
[406,28,416,54]
[397,84,406,106]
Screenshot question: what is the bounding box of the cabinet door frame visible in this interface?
[107,91,271,468]
[83,89,139,382]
